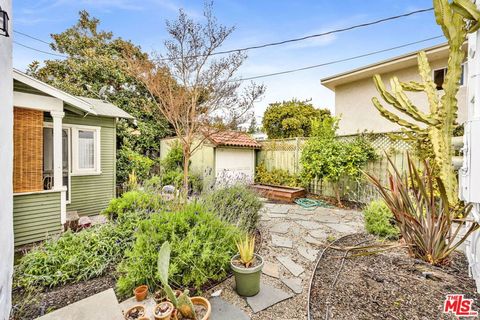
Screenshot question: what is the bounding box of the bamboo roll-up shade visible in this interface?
[14,107,44,193]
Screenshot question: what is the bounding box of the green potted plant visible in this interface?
[157,242,211,320]
[230,235,264,296]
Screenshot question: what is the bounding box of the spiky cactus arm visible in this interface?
[417,52,441,115]
[371,97,422,131]
[373,75,438,126]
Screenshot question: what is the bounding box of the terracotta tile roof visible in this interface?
[206,130,261,148]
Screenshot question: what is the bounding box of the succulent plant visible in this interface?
[371,0,480,205]
[157,241,196,319]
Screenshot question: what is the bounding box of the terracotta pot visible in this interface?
[190,296,211,320]
[138,318,150,320]
[134,285,149,302]
[154,301,174,320]
[170,297,211,320]
[124,305,146,320]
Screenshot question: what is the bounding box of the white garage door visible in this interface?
[215,148,255,185]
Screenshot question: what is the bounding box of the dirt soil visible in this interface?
[10,274,116,320]
[309,233,480,320]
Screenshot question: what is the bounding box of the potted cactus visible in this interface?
[230,235,264,297]
[157,242,211,320]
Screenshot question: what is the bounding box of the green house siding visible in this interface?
[64,114,116,216]
[13,192,62,246]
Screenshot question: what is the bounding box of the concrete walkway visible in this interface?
[208,201,364,320]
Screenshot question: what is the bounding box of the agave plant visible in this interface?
[236,234,255,267]
[365,154,479,265]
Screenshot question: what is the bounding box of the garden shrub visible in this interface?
[255,162,299,187]
[116,203,242,297]
[301,117,377,204]
[117,145,155,185]
[161,141,184,172]
[102,190,166,220]
[15,211,143,289]
[364,200,399,240]
[202,184,262,233]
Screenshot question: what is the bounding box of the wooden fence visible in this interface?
[256,133,413,204]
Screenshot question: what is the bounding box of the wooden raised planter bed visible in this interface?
[251,184,306,203]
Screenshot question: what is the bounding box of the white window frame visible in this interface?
[432,63,467,90]
[71,124,102,176]
[43,123,72,204]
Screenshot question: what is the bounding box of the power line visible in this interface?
[13,7,434,61]
[13,41,67,58]
[210,7,434,56]
[235,35,444,81]
[14,30,51,45]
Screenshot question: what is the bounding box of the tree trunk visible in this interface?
[182,146,191,198]
[334,183,342,206]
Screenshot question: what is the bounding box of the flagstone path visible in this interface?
[207,201,365,320]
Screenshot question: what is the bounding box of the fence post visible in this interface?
[294,137,300,174]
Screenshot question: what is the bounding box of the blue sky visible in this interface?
[13,0,444,121]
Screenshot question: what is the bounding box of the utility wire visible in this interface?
[235,35,444,81]
[13,41,67,58]
[13,7,434,60]
[14,30,51,45]
[210,7,433,56]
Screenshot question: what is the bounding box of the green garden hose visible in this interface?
[294,198,332,209]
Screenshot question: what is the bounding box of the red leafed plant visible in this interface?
[365,154,479,265]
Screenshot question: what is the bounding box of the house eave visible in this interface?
[13,69,97,115]
[320,42,454,91]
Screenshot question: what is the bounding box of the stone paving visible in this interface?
[208,201,365,320]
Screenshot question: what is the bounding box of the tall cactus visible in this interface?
[372,0,480,205]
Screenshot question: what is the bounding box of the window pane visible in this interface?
[78,130,95,169]
[434,68,445,90]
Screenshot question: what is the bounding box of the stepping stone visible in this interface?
[270,205,290,214]
[246,283,293,313]
[296,220,322,230]
[268,213,290,219]
[270,222,290,234]
[271,234,293,248]
[298,246,319,262]
[281,277,303,294]
[277,256,305,277]
[259,214,271,221]
[304,235,323,246]
[327,224,356,234]
[210,297,250,320]
[313,214,343,224]
[309,229,328,239]
[262,261,280,278]
[287,214,311,221]
[39,289,123,320]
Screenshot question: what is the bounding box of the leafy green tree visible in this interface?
[262,99,331,139]
[27,11,170,184]
[300,117,377,205]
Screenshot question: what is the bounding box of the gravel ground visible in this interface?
[309,233,480,320]
[207,202,365,320]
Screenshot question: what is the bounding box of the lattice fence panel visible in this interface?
[256,133,413,203]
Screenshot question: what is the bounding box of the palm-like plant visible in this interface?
[365,155,479,265]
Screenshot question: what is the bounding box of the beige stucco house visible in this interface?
[321,43,467,135]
